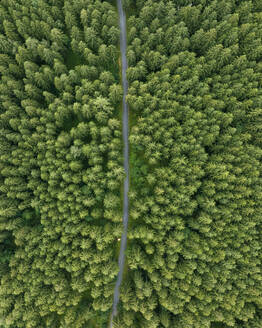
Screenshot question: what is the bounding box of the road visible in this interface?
[109,0,129,326]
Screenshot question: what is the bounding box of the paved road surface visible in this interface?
[109,0,129,326]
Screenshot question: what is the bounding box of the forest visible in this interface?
[0,0,262,327]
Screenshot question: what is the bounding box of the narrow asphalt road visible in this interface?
[109,0,129,326]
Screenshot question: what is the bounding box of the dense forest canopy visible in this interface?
[117,0,262,327]
[0,0,123,327]
[0,0,262,327]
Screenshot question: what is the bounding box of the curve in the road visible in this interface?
[109,0,129,326]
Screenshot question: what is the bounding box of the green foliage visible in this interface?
[0,0,123,327]
[65,48,85,69]
[129,150,148,190]
[117,0,262,327]
[0,0,262,327]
